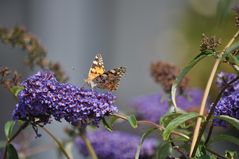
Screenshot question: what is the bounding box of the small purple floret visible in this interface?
[75,130,157,159]
[12,71,118,127]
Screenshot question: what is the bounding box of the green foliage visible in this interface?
[224,40,239,55]
[208,134,239,146]
[102,117,113,132]
[127,115,138,128]
[163,112,201,140]
[217,115,239,130]
[156,142,172,159]
[160,111,185,127]
[134,128,157,159]
[225,150,238,159]
[223,40,239,72]
[9,86,24,97]
[7,144,19,159]
[109,115,121,126]
[4,120,15,140]
[171,50,215,109]
[194,145,210,159]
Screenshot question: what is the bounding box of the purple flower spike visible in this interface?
[130,88,204,122]
[213,91,239,127]
[216,72,239,95]
[75,130,157,159]
[12,71,118,127]
[212,72,239,127]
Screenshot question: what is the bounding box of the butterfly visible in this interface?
[85,54,126,91]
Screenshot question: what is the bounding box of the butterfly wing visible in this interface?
[93,67,126,91]
[86,54,105,82]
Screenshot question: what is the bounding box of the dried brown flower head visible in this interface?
[0,26,68,82]
[150,61,189,94]
[0,66,21,90]
[200,34,221,52]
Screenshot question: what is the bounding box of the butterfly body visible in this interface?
[85,54,126,91]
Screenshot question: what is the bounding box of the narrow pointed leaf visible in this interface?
[171,50,214,109]
[110,115,120,125]
[10,86,24,97]
[160,111,185,127]
[4,121,15,139]
[208,134,239,146]
[156,142,172,159]
[7,144,19,159]
[135,128,157,159]
[217,115,239,130]
[163,112,201,140]
[102,117,113,132]
[128,115,138,128]
[224,39,239,55]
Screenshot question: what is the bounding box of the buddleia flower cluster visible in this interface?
[75,129,157,159]
[212,72,239,127]
[130,88,204,122]
[12,71,118,127]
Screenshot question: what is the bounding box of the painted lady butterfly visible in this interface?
[85,53,126,91]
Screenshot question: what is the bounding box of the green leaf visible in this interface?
[110,115,120,126]
[10,86,24,97]
[171,50,214,109]
[127,115,138,128]
[224,40,239,56]
[4,120,15,139]
[217,115,239,130]
[102,117,112,132]
[135,128,157,159]
[228,54,239,66]
[156,142,172,159]
[7,144,19,159]
[194,145,210,159]
[163,112,201,140]
[208,134,239,146]
[160,111,184,127]
[225,150,237,159]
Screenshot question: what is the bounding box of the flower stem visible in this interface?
[205,124,214,145]
[2,122,29,159]
[191,75,239,156]
[113,113,190,140]
[79,132,98,159]
[189,30,239,157]
[40,127,71,159]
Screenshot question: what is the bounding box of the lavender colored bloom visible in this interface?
[213,91,239,127]
[212,72,239,126]
[130,88,204,122]
[76,130,157,159]
[12,71,118,126]
[216,72,239,96]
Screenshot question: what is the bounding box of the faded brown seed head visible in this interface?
[150,61,189,94]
